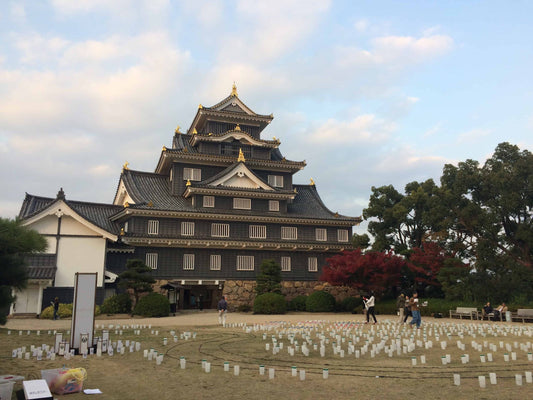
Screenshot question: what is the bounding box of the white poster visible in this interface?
[70,273,97,351]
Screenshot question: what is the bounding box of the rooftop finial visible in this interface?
[186,179,191,187]
[231,82,238,97]
[237,148,246,162]
[123,161,129,171]
[310,178,315,186]
[56,187,65,200]
[235,124,241,131]
[175,125,181,134]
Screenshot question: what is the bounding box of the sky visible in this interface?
[1,0,532,236]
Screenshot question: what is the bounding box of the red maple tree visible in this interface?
[320,249,406,296]
[406,241,448,288]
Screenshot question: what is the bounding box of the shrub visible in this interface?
[133,293,170,317]
[237,303,252,312]
[339,297,359,313]
[306,291,335,312]
[100,293,132,314]
[288,295,307,311]
[253,293,287,314]
[40,303,101,319]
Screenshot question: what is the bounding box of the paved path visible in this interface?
[4,311,516,330]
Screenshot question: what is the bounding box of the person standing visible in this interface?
[53,297,60,320]
[403,296,411,323]
[409,292,421,328]
[364,292,377,324]
[217,295,228,326]
[396,293,406,323]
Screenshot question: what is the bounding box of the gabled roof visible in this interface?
[19,192,122,238]
[109,169,358,223]
[155,134,305,175]
[289,184,361,222]
[187,85,273,137]
[201,162,275,190]
[189,129,280,148]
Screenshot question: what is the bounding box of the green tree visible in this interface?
[255,259,282,295]
[0,218,47,324]
[118,259,155,308]
[364,179,442,253]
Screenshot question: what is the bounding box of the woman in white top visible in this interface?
[364,292,377,324]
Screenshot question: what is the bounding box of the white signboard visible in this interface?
[70,273,97,351]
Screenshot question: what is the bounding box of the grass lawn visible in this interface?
[1,317,533,399]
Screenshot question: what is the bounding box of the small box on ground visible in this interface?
[22,380,52,400]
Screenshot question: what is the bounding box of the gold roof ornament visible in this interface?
[231,82,238,96]
[175,125,181,134]
[208,132,213,136]
[147,201,154,207]
[335,212,339,217]
[235,124,241,131]
[162,146,167,151]
[124,202,130,208]
[122,161,129,171]
[310,178,315,186]
[198,104,203,109]
[273,136,277,141]
[192,128,198,134]
[186,179,191,186]
[120,227,125,235]
[237,148,246,162]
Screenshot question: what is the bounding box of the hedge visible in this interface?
[306,291,335,312]
[40,303,101,319]
[253,293,287,314]
[100,293,132,314]
[133,293,170,317]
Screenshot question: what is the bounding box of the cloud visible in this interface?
[336,34,453,69]
[309,114,395,145]
[354,19,369,33]
[0,31,192,134]
[457,128,491,143]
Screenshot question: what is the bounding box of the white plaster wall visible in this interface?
[60,215,100,235]
[13,284,40,314]
[56,237,106,286]
[29,215,59,235]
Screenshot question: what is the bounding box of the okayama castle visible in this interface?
[14,85,361,315]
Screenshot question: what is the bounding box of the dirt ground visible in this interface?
[2,313,533,400]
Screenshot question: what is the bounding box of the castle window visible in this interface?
[315,228,327,241]
[249,225,267,239]
[269,200,279,212]
[183,167,201,181]
[337,229,349,242]
[308,257,318,272]
[211,223,230,237]
[183,254,195,270]
[233,198,251,210]
[268,175,284,188]
[148,220,159,235]
[281,226,297,240]
[181,221,195,236]
[237,255,254,271]
[281,256,291,272]
[146,253,158,269]
[210,255,221,270]
[124,221,128,233]
[203,196,215,208]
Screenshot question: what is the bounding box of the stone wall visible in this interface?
[223,280,359,310]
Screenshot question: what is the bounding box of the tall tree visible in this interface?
[0,218,47,324]
[118,259,155,307]
[441,142,533,272]
[255,259,282,295]
[364,179,442,253]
